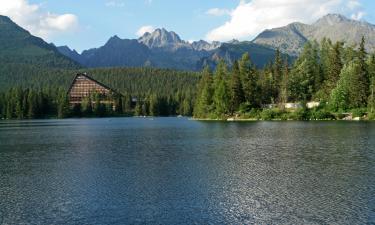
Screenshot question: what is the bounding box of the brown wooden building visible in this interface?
[68,73,121,105]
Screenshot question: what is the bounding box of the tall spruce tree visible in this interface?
[213,60,230,117]
[57,91,70,118]
[229,61,244,114]
[239,53,258,106]
[330,60,369,110]
[193,66,213,118]
[358,36,370,100]
[322,42,343,99]
[368,54,375,112]
[273,49,283,102]
[289,41,320,101]
[279,58,289,104]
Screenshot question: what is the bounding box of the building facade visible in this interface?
[68,73,120,105]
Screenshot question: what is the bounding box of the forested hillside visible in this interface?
[194,37,375,120]
[0,16,79,69]
[0,67,200,119]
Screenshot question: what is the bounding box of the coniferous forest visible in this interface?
[1,38,375,120]
[194,37,375,120]
[0,67,199,119]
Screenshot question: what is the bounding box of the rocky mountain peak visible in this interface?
[138,28,184,49]
[314,13,350,26]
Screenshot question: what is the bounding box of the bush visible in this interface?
[260,108,284,120]
[260,109,274,120]
[351,108,367,118]
[368,112,375,120]
[310,107,335,120]
[289,108,310,120]
[239,103,252,113]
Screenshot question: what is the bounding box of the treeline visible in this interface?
[194,37,375,120]
[0,66,199,119]
[0,88,194,119]
[0,65,199,95]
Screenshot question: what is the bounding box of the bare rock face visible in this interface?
[253,14,375,56]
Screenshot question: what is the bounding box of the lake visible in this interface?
[0,118,374,224]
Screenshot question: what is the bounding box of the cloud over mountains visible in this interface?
[206,0,365,41]
[0,0,78,40]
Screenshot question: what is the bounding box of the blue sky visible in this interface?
[1,0,375,52]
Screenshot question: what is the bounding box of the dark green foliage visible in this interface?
[194,38,374,120]
[239,53,259,106]
[369,54,375,113]
[213,60,230,117]
[229,61,244,114]
[193,66,213,118]
[289,42,321,101]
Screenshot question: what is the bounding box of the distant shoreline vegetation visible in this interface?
[193,37,375,121]
[0,38,375,121]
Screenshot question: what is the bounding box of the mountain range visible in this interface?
[0,15,79,69]
[253,14,375,56]
[1,13,375,72]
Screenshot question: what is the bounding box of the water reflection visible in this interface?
[0,118,374,224]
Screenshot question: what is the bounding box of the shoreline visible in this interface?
[191,117,372,122]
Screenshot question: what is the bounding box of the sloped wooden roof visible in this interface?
[67,73,122,96]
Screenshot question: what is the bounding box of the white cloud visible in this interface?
[105,1,125,7]
[347,0,361,10]
[206,0,365,42]
[351,11,365,20]
[0,0,78,40]
[136,25,155,36]
[206,8,231,16]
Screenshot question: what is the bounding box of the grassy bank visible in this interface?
[193,107,375,121]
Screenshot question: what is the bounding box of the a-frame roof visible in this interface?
[67,73,122,96]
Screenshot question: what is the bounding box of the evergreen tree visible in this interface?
[368,54,375,112]
[330,60,369,110]
[273,49,283,102]
[279,58,289,104]
[213,60,229,116]
[229,61,244,114]
[27,90,36,119]
[57,91,70,118]
[239,53,258,106]
[149,94,159,116]
[320,42,343,100]
[193,66,213,118]
[357,36,370,100]
[289,42,320,101]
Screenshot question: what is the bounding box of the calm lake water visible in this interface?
[0,118,374,224]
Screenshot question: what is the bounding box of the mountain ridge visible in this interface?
[57,27,281,70]
[253,14,375,55]
[0,15,80,69]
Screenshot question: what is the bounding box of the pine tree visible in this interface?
[289,42,320,101]
[323,41,343,99]
[320,38,332,81]
[149,94,159,116]
[368,54,375,112]
[193,66,214,118]
[239,53,258,106]
[213,60,230,116]
[27,90,36,119]
[357,36,370,101]
[273,49,283,102]
[57,91,70,118]
[229,61,244,114]
[330,61,369,110]
[279,58,289,104]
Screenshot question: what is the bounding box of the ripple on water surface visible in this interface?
[0,118,374,224]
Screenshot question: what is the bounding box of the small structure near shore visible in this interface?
[263,102,320,110]
[67,73,121,107]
